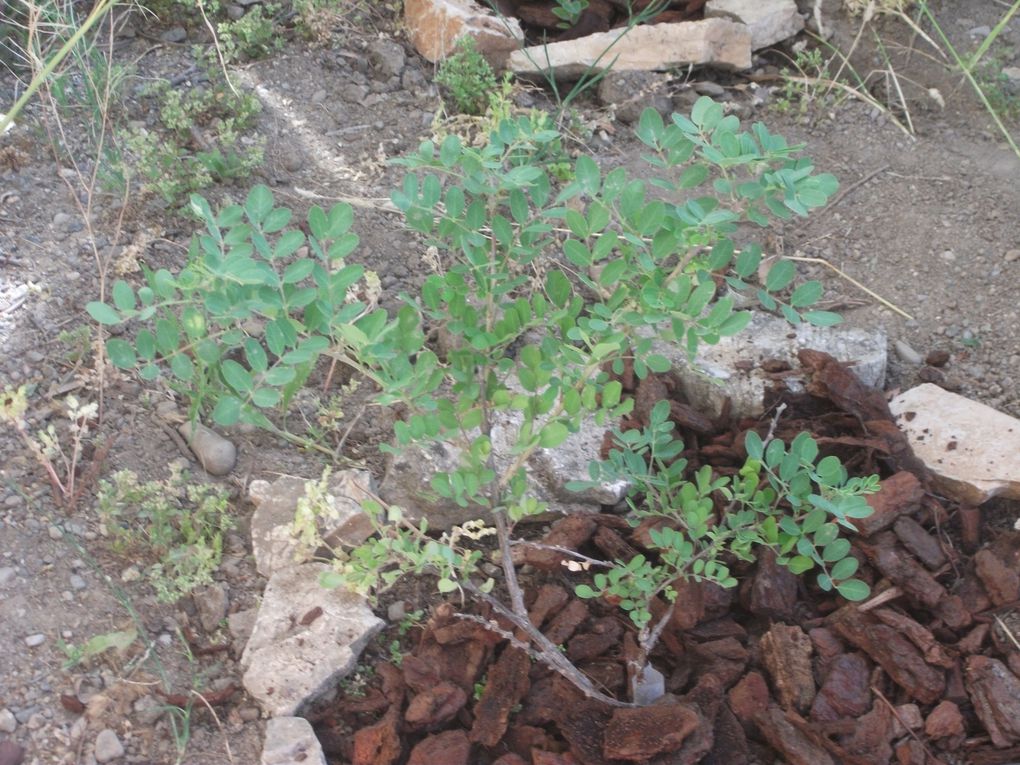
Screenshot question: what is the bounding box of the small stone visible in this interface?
[692,81,726,97]
[225,3,244,19]
[0,567,15,587]
[48,525,63,540]
[160,26,186,43]
[368,39,406,79]
[261,716,327,765]
[52,211,72,229]
[120,566,141,583]
[0,708,16,733]
[94,728,124,762]
[968,25,991,36]
[70,574,86,590]
[239,705,260,722]
[178,421,237,476]
[894,339,922,365]
[1005,249,1020,263]
[25,633,46,647]
[133,694,164,725]
[387,601,406,623]
[193,583,229,633]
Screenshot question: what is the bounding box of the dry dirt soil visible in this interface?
[0,0,1018,763]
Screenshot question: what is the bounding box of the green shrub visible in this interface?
[87,99,875,703]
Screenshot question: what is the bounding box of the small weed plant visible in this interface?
[218,5,282,62]
[88,99,875,704]
[110,65,263,205]
[96,466,233,602]
[435,36,498,116]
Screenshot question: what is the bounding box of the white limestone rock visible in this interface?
[889,384,1020,505]
[705,0,803,50]
[241,563,383,716]
[261,717,327,765]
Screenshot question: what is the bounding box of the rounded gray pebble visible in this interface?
[24,633,45,647]
[94,728,125,763]
[178,422,237,476]
[894,339,923,365]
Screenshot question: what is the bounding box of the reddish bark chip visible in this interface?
[728,671,770,724]
[470,647,531,747]
[974,549,1020,607]
[747,548,799,620]
[490,755,529,765]
[828,606,946,705]
[852,472,924,537]
[603,702,701,761]
[510,516,597,570]
[754,703,836,765]
[404,680,468,731]
[527,584,569,630]
[352,707,402,765]
[543,599,589,646]
[407,729,471,765]
[925,700,965,741]
[810,653,871,722]
[760,624,816,713]
[965,656,1020,747]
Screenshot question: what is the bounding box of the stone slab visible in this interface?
[889,384,1020,505]
[262,717,327,765]
[405,0,524,63]
[658,311,887,418]
[242,563,383,716]
[705,0,803,51]
[508,18,753,78]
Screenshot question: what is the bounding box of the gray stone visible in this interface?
[132,694,165,725]
[48,525,62,540]
[178,421,236,476]
[0,567,15,587]
[249,470,376,578]
[404,0,524,63]
[705,0,803,50]
[160,26,187,43]
[225,3,245,19]
[657,311,887,418]
[508,18,752,78]
[0,708,16,733]
[381,399,630,531]
[193,583,229,633]
[889,384,1020,505]
[368,39,406,79]
[94,728,124,762]
[228,608,258,650]
[894,339,923,365]
[25,633,45,647]
[261,716,327,765]
[70,574,86,590]
[241,563,383,716]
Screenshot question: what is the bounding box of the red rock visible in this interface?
[530,751,577,765]
[965,656,1020,747]
[747,548,799,620]
[352,708,402,765]
[407,729,471,765]
[925,700,965,740]
[760,624,815,713]
[974,549,1020,607]
[404,0,522,63]
[828,606,945,704]
[604,702,701,761]
[471,647,531,747]
[728,671,769,723]
[404,680,468,731]
[810,653,871,722]
[852,471,924,536]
